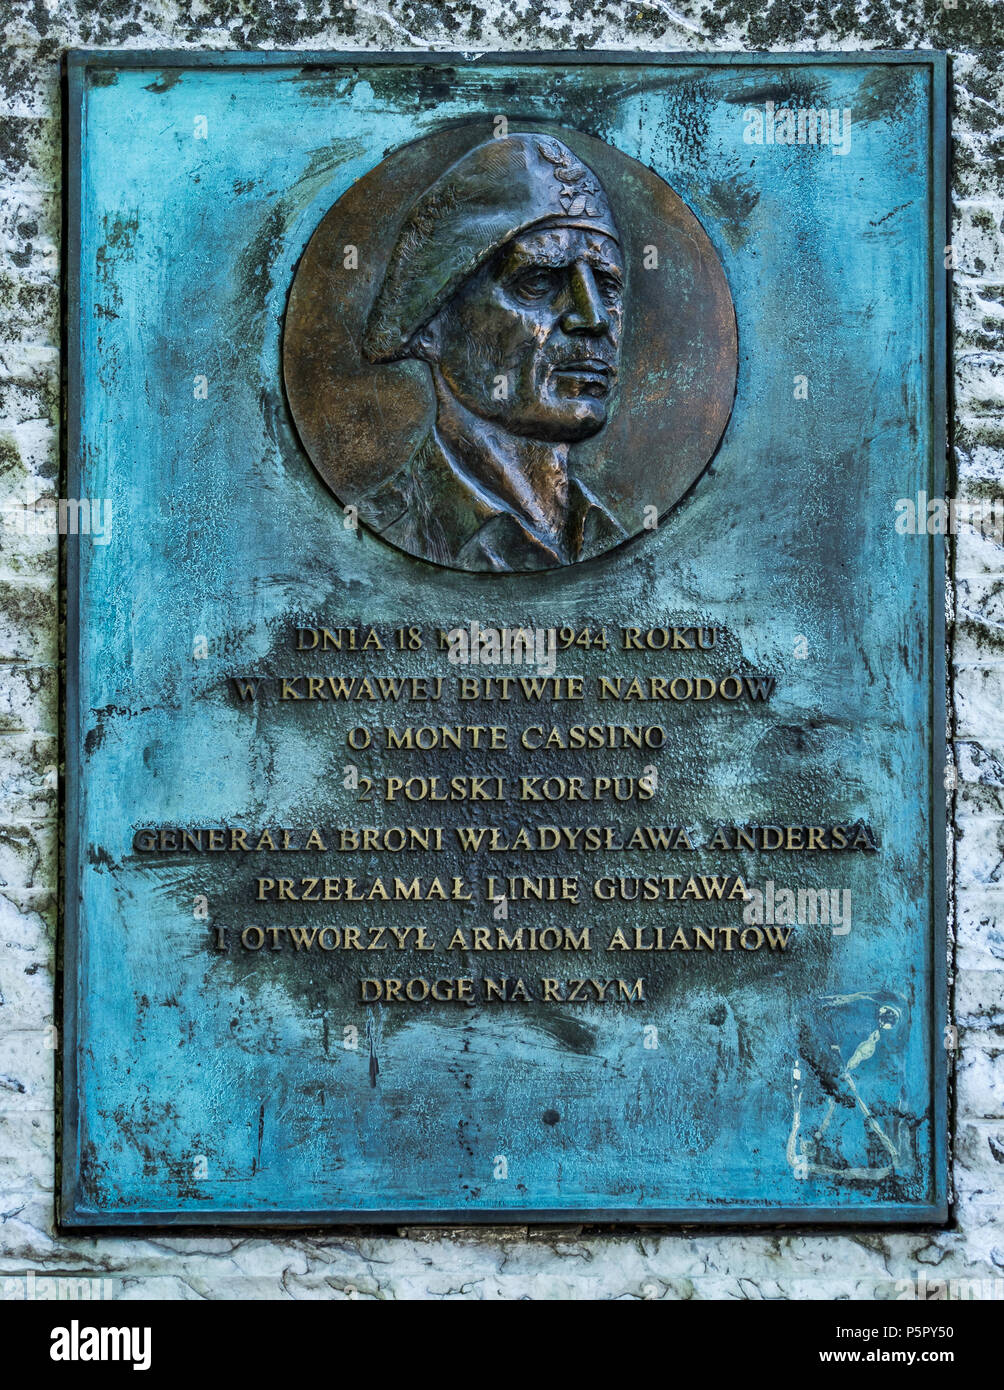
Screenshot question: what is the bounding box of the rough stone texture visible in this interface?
[1,1,1002,1298]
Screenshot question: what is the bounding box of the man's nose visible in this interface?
[560,262,613,335]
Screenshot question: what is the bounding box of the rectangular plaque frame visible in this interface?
[62,49,949,1227]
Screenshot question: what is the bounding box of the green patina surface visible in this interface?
[63,52,945,1223]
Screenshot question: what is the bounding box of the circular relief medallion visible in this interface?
[284,122,737,574]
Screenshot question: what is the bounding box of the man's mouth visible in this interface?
[550,358,616,396]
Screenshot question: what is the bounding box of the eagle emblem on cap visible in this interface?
[535,137,603,218]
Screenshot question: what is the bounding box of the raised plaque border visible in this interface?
[60,48,949,1229]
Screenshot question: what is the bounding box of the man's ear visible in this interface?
[409,316,442,363]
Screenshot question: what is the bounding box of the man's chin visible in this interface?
[506,403,608,443]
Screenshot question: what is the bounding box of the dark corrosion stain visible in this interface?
[252,1099,265,1174]
[84,704,156,760]
[531,1014,597,1055]
[79,1141,113,1201]
[541,1108,560,1125]
[99,211,139,254]
[697,174,760,251]
[144,71,183,96]
[456,1118,476,1158]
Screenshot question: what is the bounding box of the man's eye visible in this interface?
[514,272,555,299]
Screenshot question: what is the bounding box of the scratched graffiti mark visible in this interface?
[367,1011,381,1087]
[788,991,909,1183]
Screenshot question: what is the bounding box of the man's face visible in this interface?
[420,226,624,442]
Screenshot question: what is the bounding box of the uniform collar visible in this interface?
[368,429,625,571]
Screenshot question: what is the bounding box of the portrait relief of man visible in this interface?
[283,124,737,575]
[359,134,628,572]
